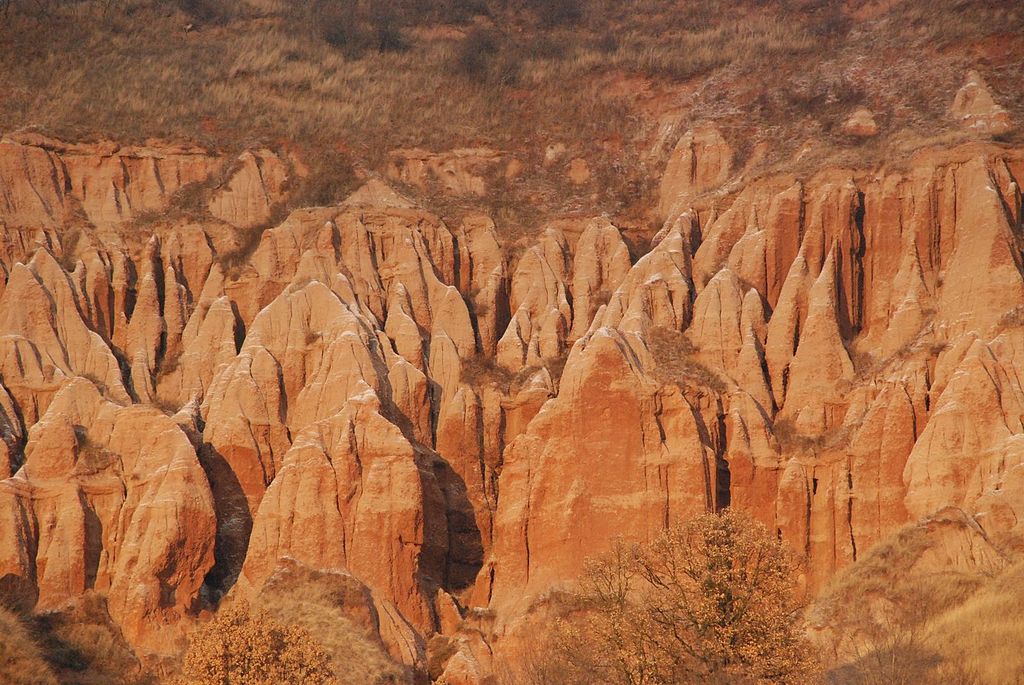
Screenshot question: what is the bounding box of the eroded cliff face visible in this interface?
[1,118,1024,680]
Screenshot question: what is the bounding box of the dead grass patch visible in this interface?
[0,607,59,685]
[815,514,1020,685]
[28,593,149,685]
[461,354,514,390]
[647,326,726,394]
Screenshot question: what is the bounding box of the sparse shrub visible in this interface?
[782,72,867,130]
[496,645,581,685]
[849,348,876,376]
[998,305,1024,330]
[528,0,584,27]
[454,27,501,82]
[556,509,819,684]
[80,372,110,396]
[468,288,492,319]
[312,0,372,58]
[179,602,336,685]
[159,347,183,378]
[594,30,618,54]
[314,1,408,57]
[806,2,852,41]
[461,353,514,389]
[545,351,569,389]
[288,148,359,209]
[451,25,524,86]
[175,0,233,25]
[133,176,218,229]
[216,225,266,276]
[57,226,82,272]
[370,7,408,53]
[217,147,359,277]
[444,0,492,23]
[426,634,460,681]
[521,31,568,59]
[152,397,180,416]
[648,326,726,393]
[73,425,117,474]
[772,416,829,454]
[492,51,523,86]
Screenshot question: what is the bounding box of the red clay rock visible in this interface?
[951,70,1014,136]
[208,150,289,229]
[0,379,215,657]
[237,393,448,638]
[386,148,504,196]
[1,136,1024,676]
[486,327,716,617]
[842,108,879,137]
[659,127,733,220]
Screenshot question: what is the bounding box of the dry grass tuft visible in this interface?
[461,354,515,389]
[647,326,726,393]
[25,593,149,685]
[0,607,59,685]
[924,562,1024,685]
[997,305,1024,331]
[772,417,830,454]
[73,425,117,475]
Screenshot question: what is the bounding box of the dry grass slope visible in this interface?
[814,510,1022,685]
[0,608,59,685]
[1,0,1021,232]
[253,563,411,685]
[924,563,1024,685]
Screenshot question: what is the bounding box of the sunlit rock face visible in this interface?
[2,133,1024,681]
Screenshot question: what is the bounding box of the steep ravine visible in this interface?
[1,123,1024,682]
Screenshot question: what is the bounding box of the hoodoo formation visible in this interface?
[1,0,1023,683]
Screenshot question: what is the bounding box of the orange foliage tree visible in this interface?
[557,509,819,685]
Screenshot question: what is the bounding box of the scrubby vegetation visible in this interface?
[28,594,149,685]
[253,563,410,685]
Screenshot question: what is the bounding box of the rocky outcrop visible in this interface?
[208,149,289,229]
[0,135,1023,682]
[951,70,1014,136]
[0,133,220,230]
[484,327,717,616]
[0,379,215,657]
[659,127,733,220]
[386,148,505,196]
[842,108,880,138]
[237,394,449,638]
